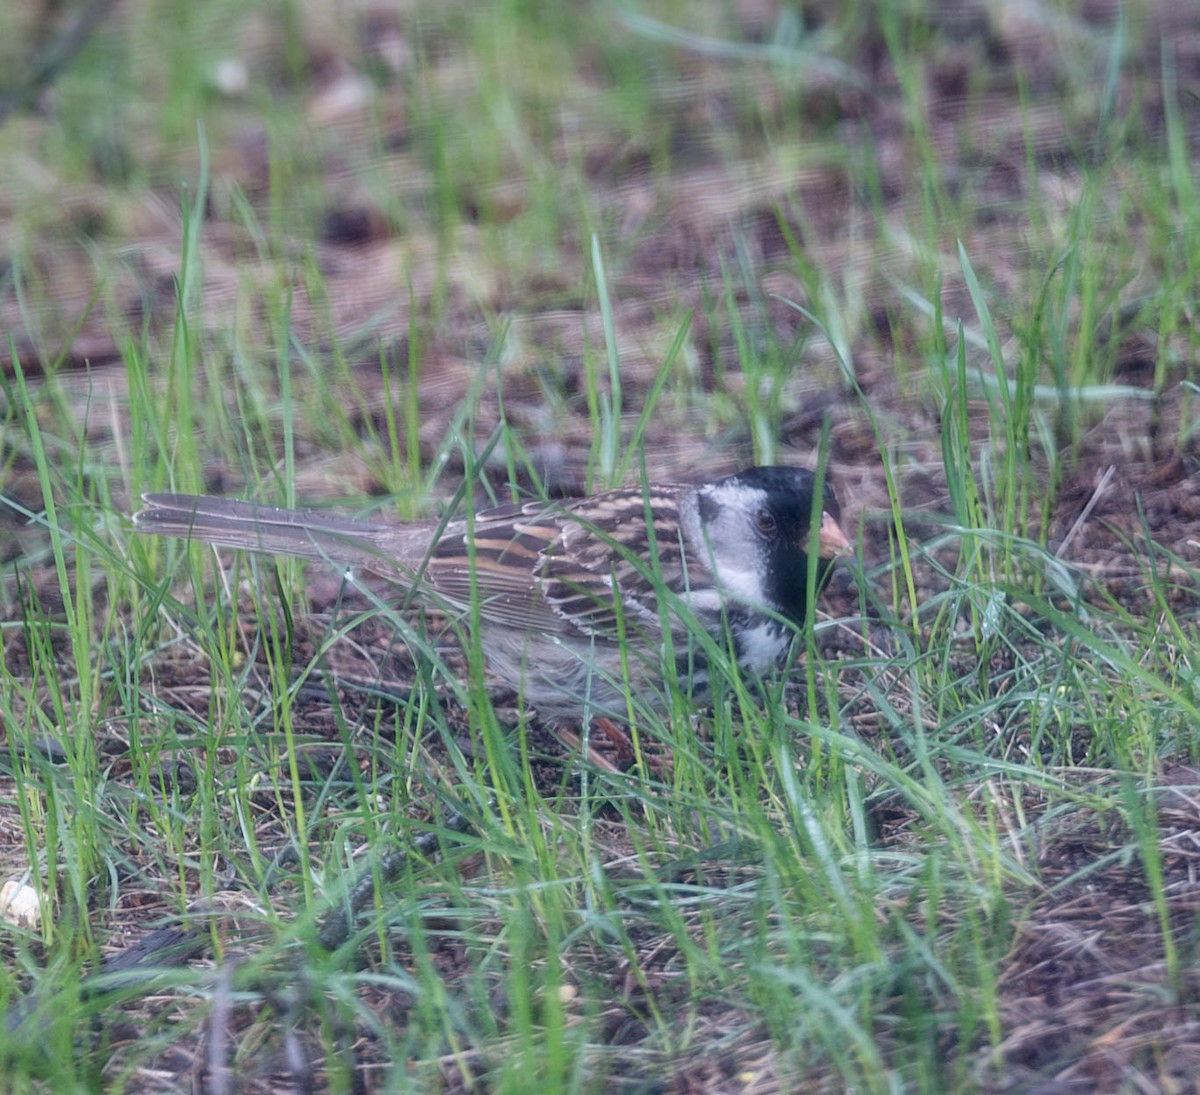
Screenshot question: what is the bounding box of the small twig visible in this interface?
[0,0,122,124]
[207,963,236,1095]
[1056,464,1116,560]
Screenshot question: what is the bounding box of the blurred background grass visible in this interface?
[2,1,1200,1092]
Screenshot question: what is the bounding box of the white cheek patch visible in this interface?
[692,483,769,605]
[707,554,764,602]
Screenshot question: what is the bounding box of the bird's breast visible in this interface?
[730,616,792,673]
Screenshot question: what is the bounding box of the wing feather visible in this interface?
[139,486,721,646]
[535,487,717,644]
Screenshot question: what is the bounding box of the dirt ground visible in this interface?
[3,0,1200,1091]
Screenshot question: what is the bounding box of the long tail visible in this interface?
[133,493,428,580]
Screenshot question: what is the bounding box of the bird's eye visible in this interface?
[755,508,777,536]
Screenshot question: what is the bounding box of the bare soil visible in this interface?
[3,1,1200,1091]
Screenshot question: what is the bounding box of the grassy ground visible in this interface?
[2,0,1200,1091]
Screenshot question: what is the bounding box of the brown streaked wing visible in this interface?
[423,502,569,631]
[537,487,711,642]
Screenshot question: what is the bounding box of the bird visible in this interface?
[133,466,850,720]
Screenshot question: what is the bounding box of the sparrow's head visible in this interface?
[690,465,850,623]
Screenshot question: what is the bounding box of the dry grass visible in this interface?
[2,0,1200,1091]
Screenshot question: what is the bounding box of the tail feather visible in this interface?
[133,493,425,579]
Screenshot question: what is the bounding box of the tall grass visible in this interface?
[1,1,1198,1092]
